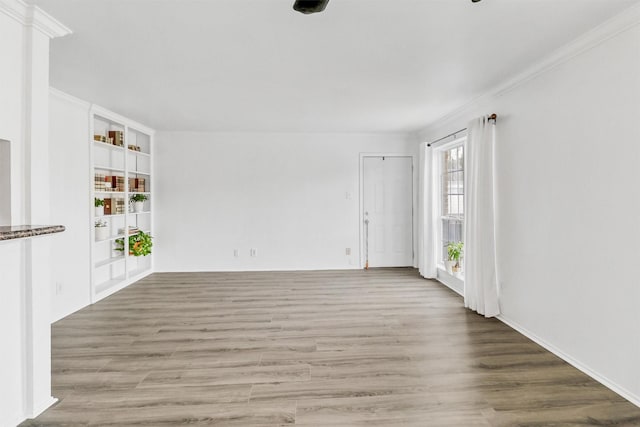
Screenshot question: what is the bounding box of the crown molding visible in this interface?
[26,6,71,38]
[416,2,640,139]
[0,0,71,38]
[0,0,27,23]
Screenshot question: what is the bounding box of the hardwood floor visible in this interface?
[22,268,640,426]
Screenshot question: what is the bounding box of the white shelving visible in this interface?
[90,106,154,304]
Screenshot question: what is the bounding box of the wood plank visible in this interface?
[20,268,640,426]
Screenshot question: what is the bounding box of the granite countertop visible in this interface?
[0,225,66,241]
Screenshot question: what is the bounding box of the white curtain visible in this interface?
[418,143,437,279]
[464,116,500,317]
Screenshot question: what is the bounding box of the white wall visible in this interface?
[0,9,32,425]
[418,18,640,404]
[0,2,70,425]
[49,90,92,322]
[155,132,416,272]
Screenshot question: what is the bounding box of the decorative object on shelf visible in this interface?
[127,144,141,152]
[128,177,146,192]
[107,175,125,192]
[103,198,112,215]
[108,130,124,147]
[95,219,109,241]
[94,198,105,216]
[94,134,107,143]
[446,241,464,274]
[130,193,148,213]
[118,226,140,235]
[114,198,126,214]
[115,231,152,256]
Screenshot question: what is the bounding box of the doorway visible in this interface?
[361,156,413,268]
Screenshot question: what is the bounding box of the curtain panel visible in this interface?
[418,143,437,279]
[464,116,500,317]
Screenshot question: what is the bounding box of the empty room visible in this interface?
[1,0,640,425]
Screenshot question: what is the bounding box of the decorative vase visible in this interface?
[133,201,144,213]
[445,260,456,274]
[95,206,104,217]
[95,226,109,241]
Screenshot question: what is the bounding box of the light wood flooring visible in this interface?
[22,268,640,426]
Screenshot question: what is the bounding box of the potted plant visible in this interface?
[130,194,148,213]
[95,198,105,216]
[446,241,464,274]
[95,219,109,241]
[115,231,152,256]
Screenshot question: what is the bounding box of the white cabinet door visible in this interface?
[363,156,413,267]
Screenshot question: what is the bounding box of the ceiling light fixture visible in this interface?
[293,0,330,15]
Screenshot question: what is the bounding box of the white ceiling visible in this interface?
[36,0,638,133]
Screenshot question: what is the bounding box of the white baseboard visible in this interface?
[31,396,58,419]
[429,277,640,409]
[16,396,58,426]
[154,266,362,273]
[435,268,464,296]
[497,314,640,408]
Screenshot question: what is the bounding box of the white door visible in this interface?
[363,156,413,267]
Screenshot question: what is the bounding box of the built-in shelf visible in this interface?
[94,256,125,268]
[95,191,126,195]
[128,267,151,279]
[90,106,154,304]
[95,214,126,219]
[128,149,150,157]
[95,275,126,294]
[95,165,125,173]
[93,140,124,152]
[95,234,126,243]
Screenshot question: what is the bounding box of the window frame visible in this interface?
[434,136,466,272]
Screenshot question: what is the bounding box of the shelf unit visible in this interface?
[90,106,154,303]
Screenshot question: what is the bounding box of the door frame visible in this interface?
[359,153,417,269]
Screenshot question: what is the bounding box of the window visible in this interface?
[439,143,464,267]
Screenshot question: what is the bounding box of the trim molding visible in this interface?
[417,2,640,139]
[497,314,640,409]
[50,87,91,109]
[0,0,26,24]
[30,396,58,419]
[26,7,71,39]
[428,277,640,409]
[436,268,463,296]
[0,0,71,38]
[358,153,417,270]
[91,105,156,136]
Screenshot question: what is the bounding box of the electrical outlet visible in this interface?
[250,248,257,257]
[345,247,351,256]
[233,249,239,257]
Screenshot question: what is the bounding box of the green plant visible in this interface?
[115,231,152,256]
[94,198,105,207]
[447,241,464,266]
[130,194,148,203]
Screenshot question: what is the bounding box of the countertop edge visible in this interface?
[0,225,66,241]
